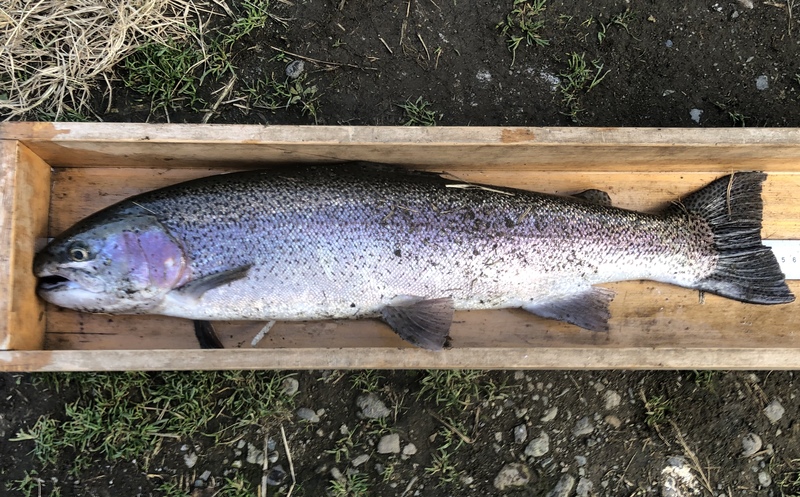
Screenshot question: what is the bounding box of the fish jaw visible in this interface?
[34,214,189,314]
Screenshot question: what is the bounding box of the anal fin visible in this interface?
[380,296,454,351]
[522,287,615,332]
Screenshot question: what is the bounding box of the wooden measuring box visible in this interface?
[1,123,799,371]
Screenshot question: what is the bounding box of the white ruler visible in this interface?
[763,240,800,280]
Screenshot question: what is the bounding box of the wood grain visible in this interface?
[0,141,50,350]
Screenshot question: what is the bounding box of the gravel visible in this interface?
[493,462,531,491]
[524,431,550,457]
[514,424,528,444]
[281,377,299,396]
[764,399,785,423]
[296,407,320,423]
[377,433,401,454]
[546,474,576,497]
[603,390,621,410]
[741,433,763,458]
[572,417,595,437]
[356,393,391,419]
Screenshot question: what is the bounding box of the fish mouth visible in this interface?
[38,274,73,292]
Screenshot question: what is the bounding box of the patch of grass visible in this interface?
[13,372,294,475]
[351,370,384,393]
[598,9,636,43]
[775,458,800,497]
[216,475,257,497]
[418,370,505,412]
[157,480,190,497]
[496,0,549,67]
[243,72,320,121]
[223,0,279,46]
[6,470,43,497]
[425,422,466,487]
[122,40,206,114]
[688,370,718,390]
[558,52,609,122]
[397,96,442,126]
[326,425,358,463]
[642,393,672,427]
[328,473,371,497]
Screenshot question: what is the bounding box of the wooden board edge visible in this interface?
[0,141,50,350]
[1,348,799,371]
[4,122,800,147]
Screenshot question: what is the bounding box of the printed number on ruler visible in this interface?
[763,240,800,280]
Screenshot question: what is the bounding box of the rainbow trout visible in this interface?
[34,164,794,350]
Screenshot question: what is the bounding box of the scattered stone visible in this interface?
[357,393,391,419]
[266,465,287,486]
[604,415,622,429]
[180,444,190,452]
[281,377,299,396]
[476,70,492,84]
[493,463,531,491]
[199,470,211,481]
[759,470,772,487]
[231,460,242,469]
[690,109,703,124]
[330,467,344,481]
[377,433,401,454]
[193,479,205,488]
[460,474,475,486]
[660,456,701,497]
[741,433,763,457]
[236,440,246,449]
[764,400,785,423]
[665,40,673,48]
[604,390,621,410]
[546,474,576,497]
[541,407,558,422]
[514,424,528,444]
[756,75,769,91]
[402,443,418,456]
[246,443,264,465]
[524,431,550,457]
[576,477,594,497]
[268,451,279,463]
[574,455,587,467]
[573,417,595,437]
[285,60,305,79]
[738,0,754,8]
[184,452,198,469]
[495,431,504,442]
[296,407,320,423]
[351,454,370,467]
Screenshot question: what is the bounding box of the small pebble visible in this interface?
[351,454,370,467]
[514,424,528,444]
[285,60,305,79]
[576,478,594,497]
[246,443,264,465]
[604,390,621,410]
[541,407,558,422]
[402,443,418,456]
[231,460,242,469]
[756,75,769,91]
[266,465,286,486]
[377,433,401,454]
[184,452,198,469]
[357,393,391,419]
[764,400,784,423]
[574,455,587,467]
[741,433,763,457]
[296,407,320,423]
[546,474,576,497]
[759,470,772,487]
[330,467,344,481]
[665,39,673,48]
[282,377,299,396]
[524,431,550,457]
[268,451,279,463]
[493,463,531,491]
[690,108,703,124]
[573,417,595,437]
[738,0,754,8]
[199,470,211,481]
[604,415,622,428]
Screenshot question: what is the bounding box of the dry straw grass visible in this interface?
[0,0,201,120]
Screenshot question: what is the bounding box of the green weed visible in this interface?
[418,370,505,411]
[157,480,191,497]
[397,96,441,126]
[6,470,43,497]
[598,9,636,43]
[425,422,466,487]
[328,473,371,497]
[13,372,294,475]
[497,0,549,66]
[243,72,320,121]
[775,458,800,497]
[326,425,358,463]
[350,370,384,393]
[642,394,672,427]
[122,40,206,113]
[217,475,257,497]
[558,52,609,122]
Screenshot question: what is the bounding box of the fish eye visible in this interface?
[68,242,90,262]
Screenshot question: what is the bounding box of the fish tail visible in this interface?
[675,172,794,304]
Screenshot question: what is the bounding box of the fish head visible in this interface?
[34,214,187,314]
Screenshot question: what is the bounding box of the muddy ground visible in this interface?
[3,0,800,496]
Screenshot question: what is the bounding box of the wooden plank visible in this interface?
[0,141,51,350]
[3,347,800,372]
[4,123,800,171]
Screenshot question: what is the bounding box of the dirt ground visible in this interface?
[3,1,800,496]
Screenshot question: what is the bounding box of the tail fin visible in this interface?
[675,172,794,304]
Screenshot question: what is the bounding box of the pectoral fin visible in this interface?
[522,287,615,332]
[176,265,252,300]
[381,296,454,351]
